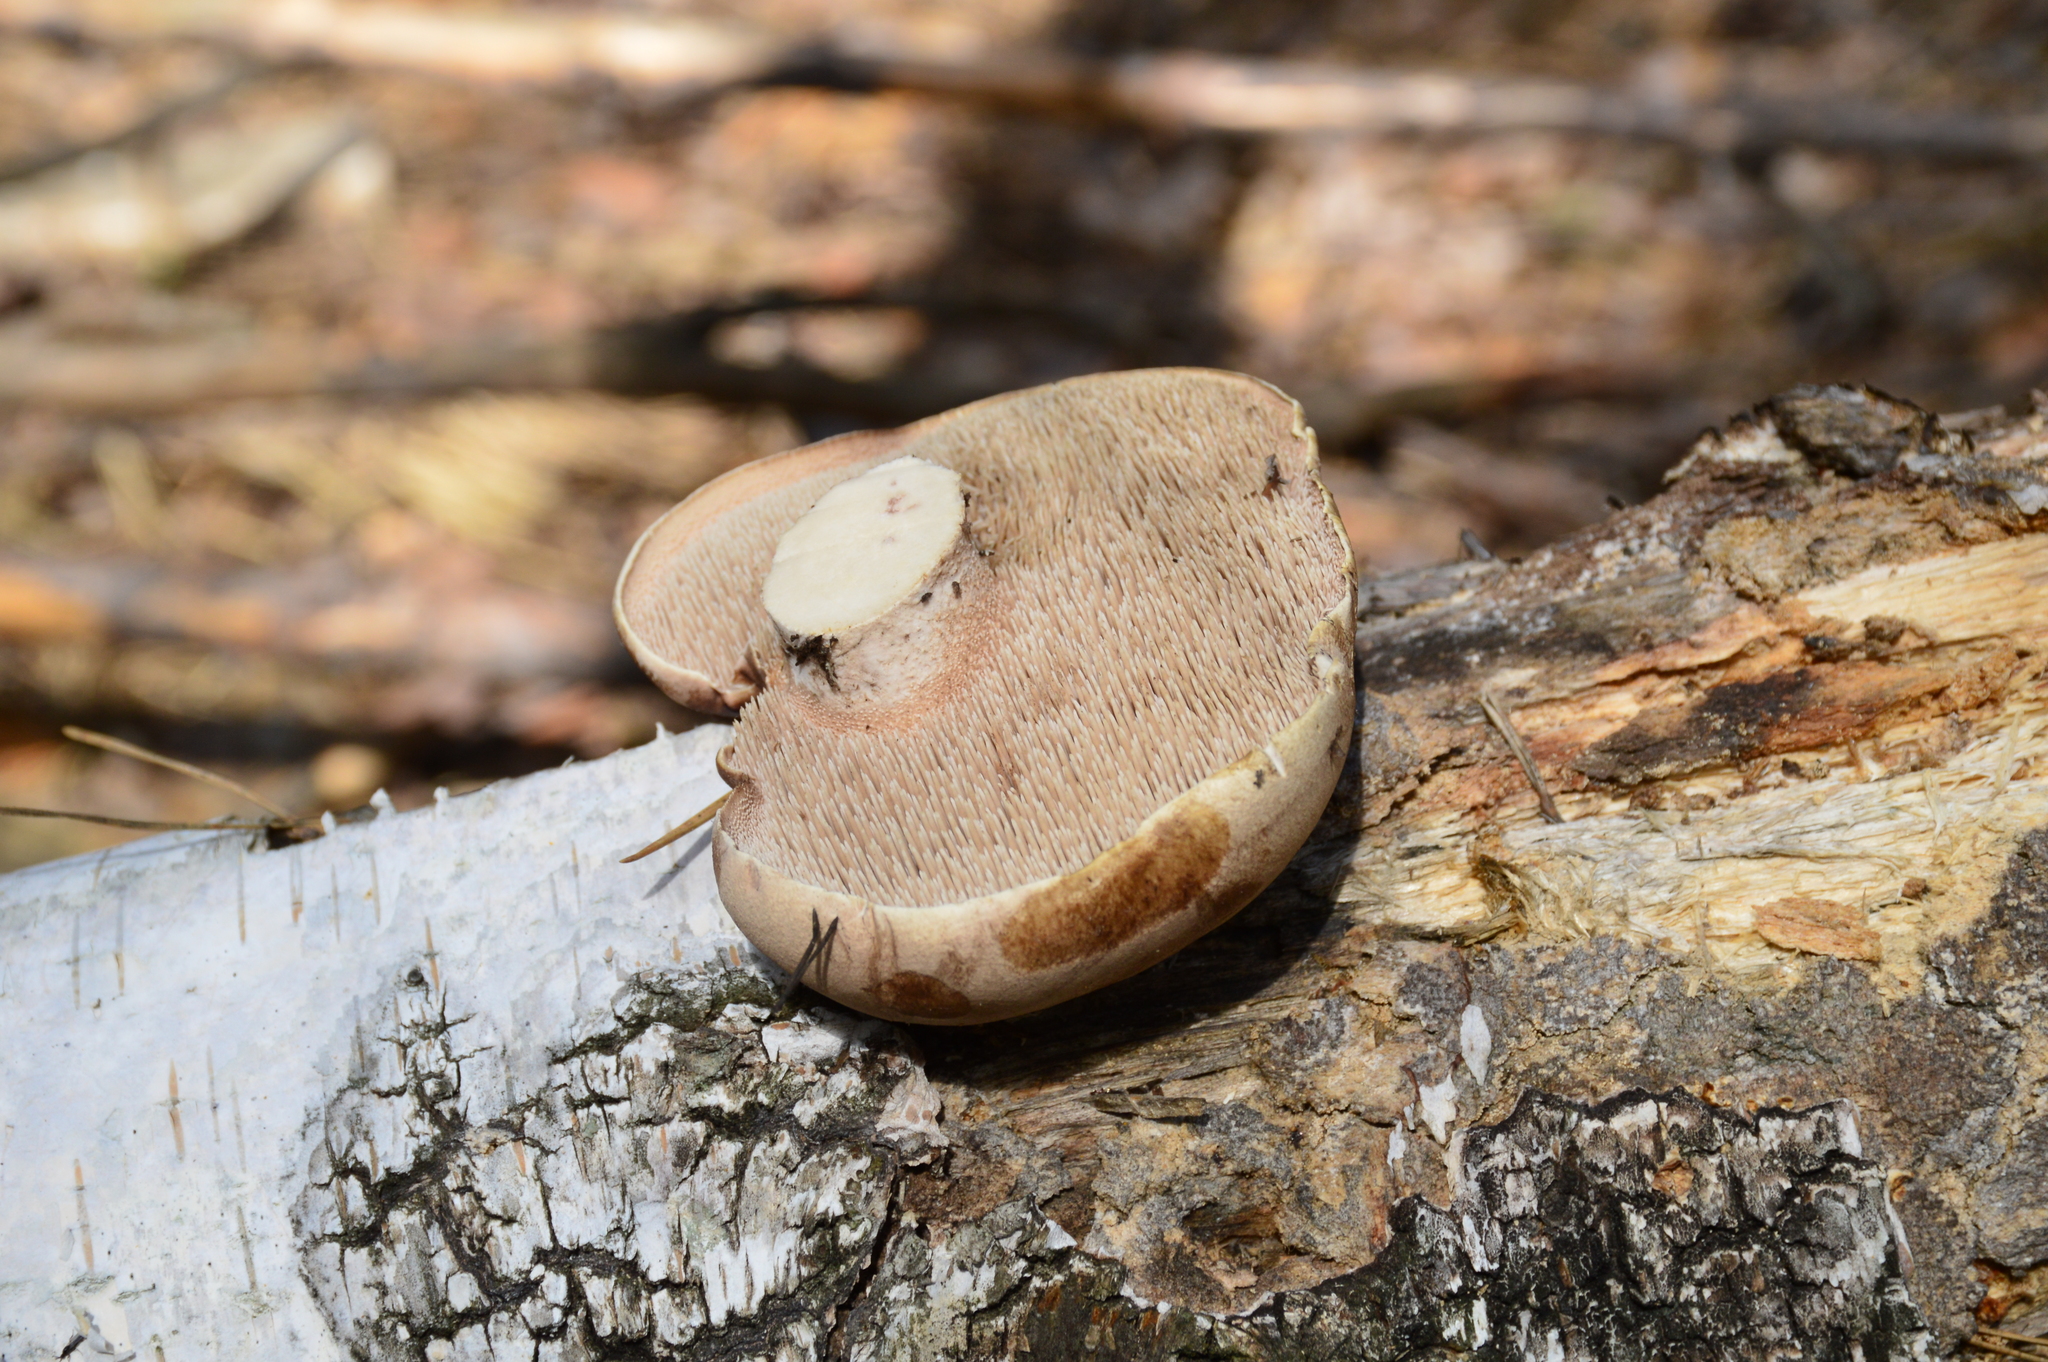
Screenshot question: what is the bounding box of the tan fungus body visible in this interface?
[614,369,1356,1023]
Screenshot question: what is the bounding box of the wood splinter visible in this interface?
[619,792,731,864]
[1479,687,1563,824]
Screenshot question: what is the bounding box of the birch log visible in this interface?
[3,383,2046,1360]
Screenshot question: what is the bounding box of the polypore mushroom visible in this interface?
[614,368,1355,1024]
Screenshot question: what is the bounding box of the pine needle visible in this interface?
[1479,687,1563,823]
[1978,1329,2048,1349]
[63,725,294,820]
[0,806,280,832]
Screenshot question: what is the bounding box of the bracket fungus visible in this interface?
[614,368,1356,1023]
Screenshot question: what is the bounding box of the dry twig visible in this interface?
[1478,687,1564,824]
[619,791,730,864]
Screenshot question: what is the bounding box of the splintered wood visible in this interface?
[1327,434,2048,981]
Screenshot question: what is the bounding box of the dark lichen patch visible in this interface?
[1233,1089,1929,1360]
[1923,826,2048,1276]
[1929,825,2048,1017]
[999,800,1229,971]
[1465,806,2048,1349]
[1977,1118,2048,1270]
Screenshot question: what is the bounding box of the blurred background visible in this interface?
[1,0,2045,871]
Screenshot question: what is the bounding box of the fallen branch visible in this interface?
[0,308,986,418]
[0,550,665,747]
[0,59,252,184]
[7,1,2045,161]
[0,106,362,270]
[0,297,1691,451]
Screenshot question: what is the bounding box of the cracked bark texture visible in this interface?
[2,384,2046,1360]
[294,969,932,1360]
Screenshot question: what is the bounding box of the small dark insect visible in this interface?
[952,580,962,597]
[785,633,840,691]
[1260,453,1288,497]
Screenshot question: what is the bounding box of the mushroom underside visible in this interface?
[615,368,1357,1020]
[715,605,1355,1024]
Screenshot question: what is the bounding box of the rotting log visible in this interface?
[1,383,2045,1359]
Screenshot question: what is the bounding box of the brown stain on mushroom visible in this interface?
[999,801,1230,971]
[873,971,973,1019]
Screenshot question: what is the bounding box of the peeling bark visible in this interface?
[3,385,2046,1359]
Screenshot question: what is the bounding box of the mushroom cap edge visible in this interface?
[613,426,909,716]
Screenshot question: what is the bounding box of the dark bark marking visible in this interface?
[1763,383,1966,478]
[1574,652,2016,785]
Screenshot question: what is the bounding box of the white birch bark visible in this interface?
[0,724,808,1358]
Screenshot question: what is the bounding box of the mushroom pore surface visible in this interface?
[706,370,1350,907]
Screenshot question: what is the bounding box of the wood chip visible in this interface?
[1753,895,1881,961]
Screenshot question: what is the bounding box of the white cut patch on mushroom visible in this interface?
[614,368,1356,1023]
[760,455,991,704]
